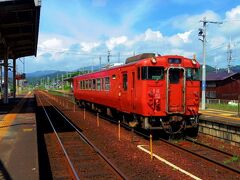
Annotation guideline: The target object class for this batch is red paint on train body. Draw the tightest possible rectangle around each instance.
[73,54,200,135]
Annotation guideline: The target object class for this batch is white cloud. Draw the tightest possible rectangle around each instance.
[166,48,195,58]
[81,42,100,52]
[37,36,72,61]
[168,35,183,47]
[220,5,240,36]
[177,30,192,43]
[164,10,220,31]
[144,28,163,41]
[106,36,128,50]
[40,38,63,49]
[226,5,240,20]
[30,5,240,73]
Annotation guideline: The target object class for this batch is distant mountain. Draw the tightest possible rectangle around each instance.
[26,70,67,84]
[22,64,240,85]
[27,70,59,77]
[231,65,240,72]
[201,65,240,73]
[206,65,215,72]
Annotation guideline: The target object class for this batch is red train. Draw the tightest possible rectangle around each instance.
[73,53,200,136]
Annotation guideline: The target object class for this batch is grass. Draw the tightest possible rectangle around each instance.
[224,155,240,164]
[48,90,66,97]
[206,103,239,112]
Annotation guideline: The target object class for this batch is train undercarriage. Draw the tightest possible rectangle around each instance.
[76,99,199,137]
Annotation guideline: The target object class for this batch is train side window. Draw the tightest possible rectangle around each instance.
[112,74,116,79]
[79,81,81,89]
[142,67,164,80]
[123,73,128,91]
[105,77,110,91]
[85,80,87,90]
[86,80,89,90]
[88,80,92,90]
[142,67,148,80]
[137,67,141,80]
[186,68,200,81]
[92,79,96,90]
[97,78,101,91]
[82,81,85,90]
[101,78,104,90]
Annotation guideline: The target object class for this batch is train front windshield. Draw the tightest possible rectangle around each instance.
[186,68,200,81]
[141,67,164,80]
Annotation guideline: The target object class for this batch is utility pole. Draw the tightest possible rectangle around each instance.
[62,74,64,90]
[47,76,50,89]
[56,74,59,89]
[0,60,2,87]
[107,50,111,64]
[227,39,232,73]
[198,17,223,110]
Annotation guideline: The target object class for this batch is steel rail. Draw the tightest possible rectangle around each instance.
[45,92,240,175]
[185,136,235,157]
[158,138,240,174]
[80,102,240,175]
[99,114,150,139]
[37,94,80,180]
[43,92,128,180]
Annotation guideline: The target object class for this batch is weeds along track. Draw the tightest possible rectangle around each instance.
[156,137,240,175]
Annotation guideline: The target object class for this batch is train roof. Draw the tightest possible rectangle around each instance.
[73,54,200,79]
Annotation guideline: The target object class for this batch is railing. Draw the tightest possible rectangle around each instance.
[206,99,238,104]
[206,96,240,117]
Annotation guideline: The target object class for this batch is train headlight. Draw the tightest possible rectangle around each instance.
[151,57,157,64]
[192,59,197,65]
[192,54,197,64]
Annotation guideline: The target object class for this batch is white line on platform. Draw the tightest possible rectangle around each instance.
[202,109,237,114]
[137,145,202,180]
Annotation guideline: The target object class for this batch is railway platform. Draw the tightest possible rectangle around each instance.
[199,108,240,146]
[199,108,240,126]
[0,92,38,179]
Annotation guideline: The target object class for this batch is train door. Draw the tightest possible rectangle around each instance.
[120,71,130,113]
[131,71,136,111]
[166,67,186,113]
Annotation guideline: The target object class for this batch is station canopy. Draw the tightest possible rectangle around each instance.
[0,0,41,59]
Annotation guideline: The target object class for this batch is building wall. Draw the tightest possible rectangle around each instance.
[206,74,240,100]
[216,77,240,100]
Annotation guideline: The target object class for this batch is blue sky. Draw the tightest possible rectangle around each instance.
[20,0,240,73]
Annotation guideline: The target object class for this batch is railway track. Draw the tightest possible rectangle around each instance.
[36,92,127,179]
[42,91,240,178]
[156,137,240,175]
[97,109,240,175]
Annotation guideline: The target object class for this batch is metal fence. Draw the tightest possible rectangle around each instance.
[206,96,240,117]
[206,98,239,104]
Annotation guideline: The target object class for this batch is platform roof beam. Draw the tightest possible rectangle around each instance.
[0,0,41,103]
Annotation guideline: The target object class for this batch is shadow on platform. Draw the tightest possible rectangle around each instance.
[0,160,12,180]
[0,97,35,115]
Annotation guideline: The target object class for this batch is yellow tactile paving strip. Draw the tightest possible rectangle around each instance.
[0,92,31,142]
[199,108,240,121]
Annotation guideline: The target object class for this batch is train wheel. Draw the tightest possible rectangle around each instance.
[186,126,199,137]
